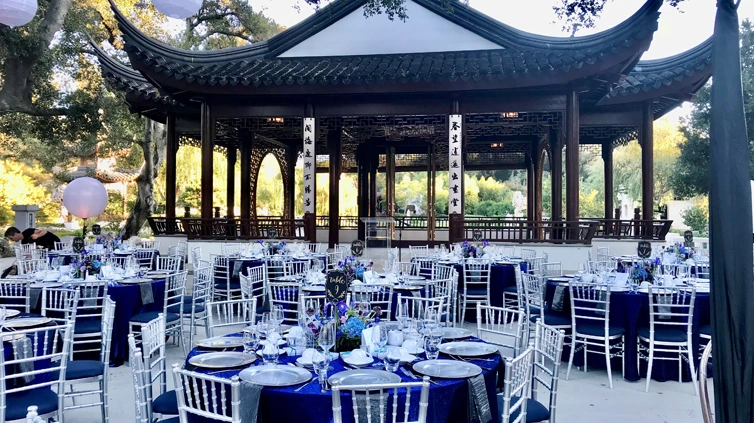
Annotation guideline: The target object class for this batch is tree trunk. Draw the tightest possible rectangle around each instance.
[120,119,166,239]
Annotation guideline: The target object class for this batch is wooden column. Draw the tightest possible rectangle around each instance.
[565,89,580,224]
[641,101,654,221]
[226,147,236,218]
[427,144,436,241]
[527,155,535,222]
[286,147,296,220]
[368,150,377,218]
[328,128,342,248]
[357,146,368,241]
[165,114,177,218]
[239,130,252,220]
[386,147,396,217]
[603,141,614,221]
[200,102,215,220]
[550,127,563,222]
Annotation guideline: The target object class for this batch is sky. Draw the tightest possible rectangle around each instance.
[241,0,754,123]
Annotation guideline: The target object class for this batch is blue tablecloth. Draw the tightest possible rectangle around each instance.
[109,279,166,365]
[544,281,710,383]
[455,263,527,322]
[184,335,501,423]
[2,313,55,388]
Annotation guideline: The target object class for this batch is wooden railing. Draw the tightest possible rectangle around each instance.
[147,217,184,235]
[586,219,673,241]
[450,215,599,245]
[315,216,450,229]
[179,218,309,240]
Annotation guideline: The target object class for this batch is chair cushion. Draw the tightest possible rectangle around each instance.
[700,325,712,337]
[531,312,571,327]
[497,395,550,423]
[637,326,689,343]
[503,285,518,293]
[214,282,242,290]
[159,418,181,423]
[130,311,180,324]
[74,319,102,335]
[575,322,626,337]
[152,390,178,415]
[5,387,59,421]
[64,360,105,380]
[167,303,205,314]
[182,295,205,304]
[465,287,488,296]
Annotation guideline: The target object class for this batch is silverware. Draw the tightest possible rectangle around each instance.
[294,378,317,392]
[402,367,440,385]
[451,355,492,371]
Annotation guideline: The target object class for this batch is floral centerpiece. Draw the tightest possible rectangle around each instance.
[301,300,381,352]
[337,255,373,282]
[258,240,288,255]
[460,239,488,258]
[665,243,693,261]
[95,233,121,251]
[70,251,103,278]
[630,258,660,283]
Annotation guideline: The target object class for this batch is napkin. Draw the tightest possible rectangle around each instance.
[11,336,34,384]
[28,288,42,310]
[232,260,243,278]
[361,326,374,351]
[468,374,492,423]
[551,285,566,312]
[354,391,387,423]
[238,381,263,423]
[139,282,154,305]
[614,273,629,285]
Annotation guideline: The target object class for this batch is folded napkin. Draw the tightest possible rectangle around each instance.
[12,336,34,384]
[232,260,243,278]
[354,391,387,423]
[239,380,264,423]
[468,374,492,423]
[139,282,154,305]
[551,285,566,312]
[28,288,42,310]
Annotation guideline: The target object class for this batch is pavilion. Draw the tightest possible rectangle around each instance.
[96,0,712,247]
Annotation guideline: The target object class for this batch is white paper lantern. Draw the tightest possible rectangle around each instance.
[151,0,202,19]
[0,0,38,28]
[63,177,109,219]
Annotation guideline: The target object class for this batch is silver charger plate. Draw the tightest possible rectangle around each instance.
[119,278,150,284]
[239,365,312,387]
[439,341,498,357]
[188,352,256,369]
[197,337,245,349]
[328,369,401,387]
[2,310,21,319]
[413,360,482,379]
[406,276,425,281]
[549,277,571,283]
[3,317,52,329]
[30,282,62,288]
[441,327,473,340]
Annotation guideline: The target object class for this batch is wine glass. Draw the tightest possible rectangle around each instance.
[396,302,409,329]
[312,349,329,392]
[258,313,271,340]
[318,321,336,364]
[272,305,285,331]
[371,324,389,368]
[243,327,259,354]
[422,308,439,336]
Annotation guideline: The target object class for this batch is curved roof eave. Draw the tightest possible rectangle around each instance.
[598,37,712,106]
[111,0,661,65]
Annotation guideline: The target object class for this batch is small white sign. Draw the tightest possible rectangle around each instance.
[303,118,316,214]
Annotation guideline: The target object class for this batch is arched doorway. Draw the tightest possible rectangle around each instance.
[254,154,284,217]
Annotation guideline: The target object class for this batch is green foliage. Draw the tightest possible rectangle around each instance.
[682,203,709,232]
[0,159,58,225]
[178,0,282,50]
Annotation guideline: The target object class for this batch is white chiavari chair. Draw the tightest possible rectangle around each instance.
[699,341,713,423]
[191,247,203,266]
[30,249,48,261]
[156,256,182,272]
[596,247,610,262]
[140,240,160,250]
[424,274,454,326]
[301,293,328,315]
[0,322,73,423]
[220,243,242,257]
[350,283,393,321]
[285,259,311,277]
[71,280,109,359]
[539,263,563,278]
[520,248,536,260]
[60,297,115,423]
[330,376,431,423]
[54,241,71,251]
[327,251,343,271]
[206,297,257,338]
[499,347,534,423]
[409,245,429,259]
[17,259,47,276]
[639,286,698,394]
[129,272,187,354]
[395,262,418,277]
[186,265,212,348]
[526,321,566,423]
[459,258,492,323]
[502,264,523,310]
[127,332,177,423]
[212,255,241,301]
[241,264,267,305]
[138,315,179,420]
[476,304,525,358]
[265,256,291,281]
[413,257,436,279]
[41,287,79,325]
[14,244,35,259]
[0,280,31,312]
[268,282,301,325]
[521,274,571,334]
[171,365,242,423]
[134,248,156,270]
[566,282,625,389]
[397,294,444,321]
[527,257,545,275]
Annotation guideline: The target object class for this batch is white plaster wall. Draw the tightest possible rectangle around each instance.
[278,0,502,57]
[667,200,692,230]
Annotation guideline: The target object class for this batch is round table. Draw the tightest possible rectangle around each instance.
[544,280,710,382]
[184,335,502,423]
[109,278,166,365]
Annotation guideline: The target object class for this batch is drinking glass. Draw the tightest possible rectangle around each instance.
[396,303,409,329]
[258,313,271,339]
[51,257,62,272]
[384,346,401,372]
[272,305,285,331]
[243,327,259,354]
[371,324,389,368]
[312,350,329,392]
[319,321,336,361]
[421,308,439,336]
[261,342,279,365]
[425,337,440,360]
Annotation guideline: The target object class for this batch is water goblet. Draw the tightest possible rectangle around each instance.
[425,337,441,360]
[370,323,389,368]
[396,303,409,329]
[312,350,329,392]
[243,327,259,354]
[258,313,271,340]
[261,342,279,365]
[384,346,401,372]
[272,305,285,331]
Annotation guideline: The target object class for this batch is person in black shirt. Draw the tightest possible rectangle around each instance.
[4,227,61,251]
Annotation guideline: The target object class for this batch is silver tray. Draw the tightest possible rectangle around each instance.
[441,327,473,340]
[197,337,245,349]
[3,317,52,329]
[239,365,312,387]
[413,359,482,379]
[188,352,256,369]
[328,369,401,387]
[439,341,497,357]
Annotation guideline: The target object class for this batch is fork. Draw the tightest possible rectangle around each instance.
[402,367,440,385]
[450,355,492,371]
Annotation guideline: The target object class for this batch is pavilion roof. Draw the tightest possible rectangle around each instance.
[110,0,662,95]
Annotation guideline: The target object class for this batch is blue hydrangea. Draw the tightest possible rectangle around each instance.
[341,317,366,338]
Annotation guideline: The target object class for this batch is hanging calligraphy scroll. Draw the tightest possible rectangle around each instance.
[449,114,463,215]
[303,118,316,214]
